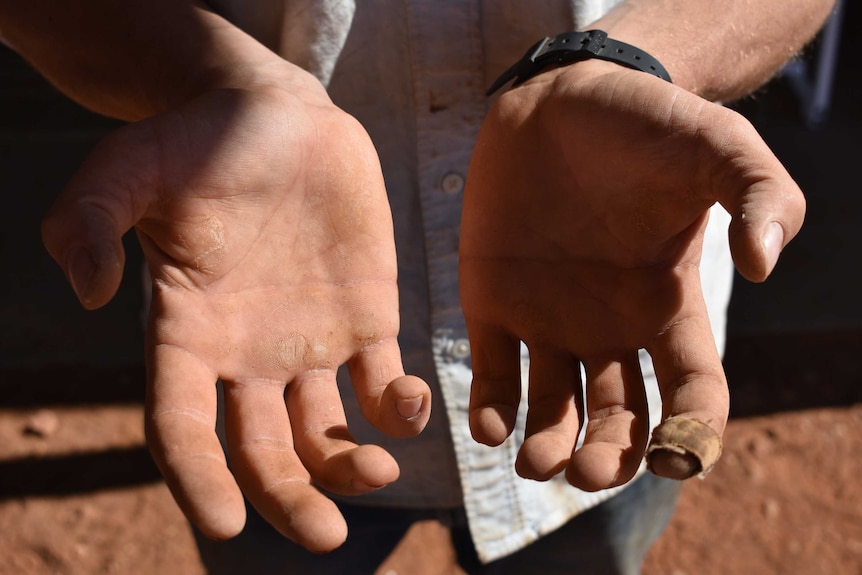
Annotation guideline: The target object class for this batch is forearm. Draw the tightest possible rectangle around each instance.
[588,0,837,101]
[0,0,304,121]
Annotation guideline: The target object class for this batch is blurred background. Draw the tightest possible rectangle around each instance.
[0,2,860,573]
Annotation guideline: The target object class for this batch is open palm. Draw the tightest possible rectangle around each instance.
[460,62,805,491]
[42,83,430,552]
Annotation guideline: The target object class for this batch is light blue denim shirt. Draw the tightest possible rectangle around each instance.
[209,0,735,563]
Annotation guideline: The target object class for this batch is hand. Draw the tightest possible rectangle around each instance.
[41,75,431,552]
[460,61,804,491]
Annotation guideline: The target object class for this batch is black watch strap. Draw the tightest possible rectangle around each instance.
[486,29,672,96]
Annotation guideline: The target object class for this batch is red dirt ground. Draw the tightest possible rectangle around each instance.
[1,395,860,575]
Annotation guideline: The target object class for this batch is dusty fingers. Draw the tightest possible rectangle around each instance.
[645,302,729,481]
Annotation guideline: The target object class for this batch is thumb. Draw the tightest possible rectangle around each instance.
[725,176,805,283]
[702,114,806,283]
[41,123,157,309]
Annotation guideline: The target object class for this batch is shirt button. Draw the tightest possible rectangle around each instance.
[441,172,465,195]
[452,338,471,359]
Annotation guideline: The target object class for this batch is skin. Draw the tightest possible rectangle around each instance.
[0,0,835,555]
[41,79,432,551]
[461,0,832,487]
[461,60,804,490]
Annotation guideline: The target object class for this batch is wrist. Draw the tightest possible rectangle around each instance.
[151,10,330,117]
[487,29,673,97]
[65,3,330,121]
[585,17,698,95]
[185,55,329,109]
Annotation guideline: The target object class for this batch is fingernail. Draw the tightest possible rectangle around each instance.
[66,247,95,304]
[762,222,785,274]
[396,395,423,420]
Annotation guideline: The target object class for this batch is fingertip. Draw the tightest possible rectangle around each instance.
[728,225,764,284]
[646,416,723,480]
[566,443,636,492]
[395,395,424,421]
[307,526,349,555]
[759,221,786,280]
[269,489,348,553]
[319,444,400,495]
[42,198,126,309]
[468,404,517,446]
[515,435,569,481]
[646,449,700,480]
[192,486,247,541]
[729,182,805,284]
[377,375,432,438]
[64,247,96,305]
[349,444,400,491]
[155,454,247,541]
[230,449,350,552]
[390,375,431,419]
[729,221,781,284]
[348,338,432,438]
[297,503,348,554]
[65,243,125,309]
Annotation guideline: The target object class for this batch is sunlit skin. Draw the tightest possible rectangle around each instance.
[42,81,431,552]
[5,0,830,555]
[461,60,804,491]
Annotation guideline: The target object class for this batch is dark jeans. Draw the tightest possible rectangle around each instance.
[194,472,681,575]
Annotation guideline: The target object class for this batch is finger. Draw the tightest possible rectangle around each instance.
[645,307,729,480]
[41,124,158,309]
[515,348,582,481]
[286,369,400,495]
[726,178,805,283]
[705,109,806,282]
[347,337,431,438]
[223,377,347,553]
[566,353,650,492]
[467,321,522,446]
[145,342,245,541]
